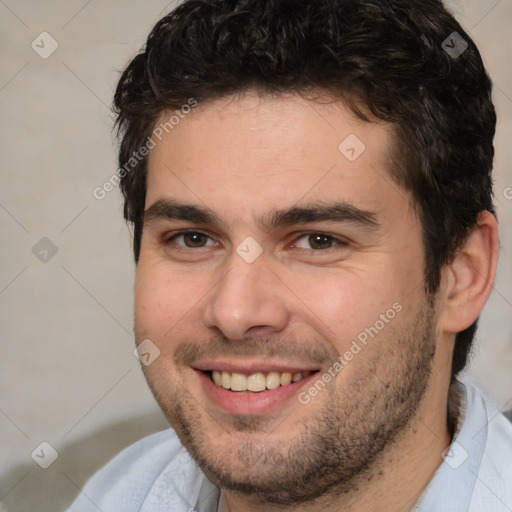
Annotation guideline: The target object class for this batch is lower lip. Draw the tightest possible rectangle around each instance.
[196,370,318,415]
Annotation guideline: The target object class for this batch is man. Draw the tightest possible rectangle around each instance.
[68,0,512,510]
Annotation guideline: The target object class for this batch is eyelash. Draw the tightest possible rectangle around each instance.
[291,232,349,251]
[164,230,348,251]
[165,230,218,248]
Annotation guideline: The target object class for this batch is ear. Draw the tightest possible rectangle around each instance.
[438,210,499,334]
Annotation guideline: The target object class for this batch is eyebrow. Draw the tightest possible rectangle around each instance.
[144,199,220,227]
[143,199,380,231]
[262,203,380,231]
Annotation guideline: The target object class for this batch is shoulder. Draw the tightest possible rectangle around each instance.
[66,428,204,512]
[461,380,512,511]
[418,380,512,512]
[463,379,512,451]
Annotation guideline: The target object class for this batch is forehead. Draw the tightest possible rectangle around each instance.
[145,92,411,226]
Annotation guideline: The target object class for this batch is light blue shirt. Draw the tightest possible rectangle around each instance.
[66,380,512,512]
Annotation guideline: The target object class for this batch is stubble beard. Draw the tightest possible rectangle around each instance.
[139,301,437,507]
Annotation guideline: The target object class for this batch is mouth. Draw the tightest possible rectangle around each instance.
[193,362,321,415]
[208,370,313,392]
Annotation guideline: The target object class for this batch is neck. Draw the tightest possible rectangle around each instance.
[225,373,453,512]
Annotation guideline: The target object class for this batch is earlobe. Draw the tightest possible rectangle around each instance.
[439,210,499,334]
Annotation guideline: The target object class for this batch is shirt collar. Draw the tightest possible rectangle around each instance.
[410,379,467,511]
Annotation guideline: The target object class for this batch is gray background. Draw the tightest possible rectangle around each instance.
[1,1,511,511]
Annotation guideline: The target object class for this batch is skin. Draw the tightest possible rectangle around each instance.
[134,91,498,512]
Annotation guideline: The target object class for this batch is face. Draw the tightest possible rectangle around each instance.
[135,92,437,505]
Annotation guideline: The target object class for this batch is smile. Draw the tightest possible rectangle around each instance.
[210,370,312,392]
[195,366,320,415]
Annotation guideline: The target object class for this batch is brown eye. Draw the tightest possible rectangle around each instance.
[171,231,215,248]
[292,232,349,251]
[293,233,344,250]
[307,234,334,250]
[183,232,208,247]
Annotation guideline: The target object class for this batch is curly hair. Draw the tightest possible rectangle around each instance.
[113,0,496,378]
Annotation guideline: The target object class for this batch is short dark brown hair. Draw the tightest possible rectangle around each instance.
[113,0,496,377]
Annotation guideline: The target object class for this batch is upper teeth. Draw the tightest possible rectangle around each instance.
[211,370,310,392]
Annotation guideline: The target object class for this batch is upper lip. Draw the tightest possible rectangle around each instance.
[192,359,320,374]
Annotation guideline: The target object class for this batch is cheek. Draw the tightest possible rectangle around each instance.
[286,268,404,350]
[134,262,206,343]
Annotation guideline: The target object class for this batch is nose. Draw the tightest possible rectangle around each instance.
[202,253,291,340]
